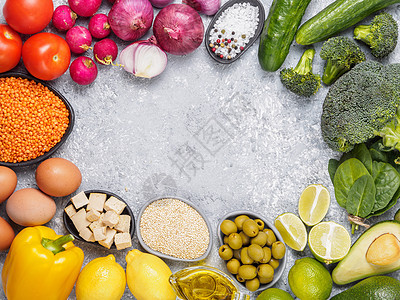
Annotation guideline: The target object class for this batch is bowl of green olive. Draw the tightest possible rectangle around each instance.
[217,210,287,293]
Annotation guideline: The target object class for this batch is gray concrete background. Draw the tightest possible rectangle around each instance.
[0,0,400,299]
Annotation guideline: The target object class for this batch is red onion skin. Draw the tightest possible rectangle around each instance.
[52,5,77,31]
[68,0,101,17]
[93,39,119,65]
[89,14,111,39]
[153,4,204,55]
[69,56,98,85]
[182,0,220,15]
[108,0,154,41]
[66,26,92,54]
[149,0,173,9]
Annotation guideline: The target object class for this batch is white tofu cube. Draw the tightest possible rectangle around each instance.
[87,193,107,212]
[71,208,91,232]
[79,227,95,242]
[86,209,101,222]
[114,232,132,250]
[71,191,89,210]
[98,228,116,249]
[114,215,131,233]
[104,196,126,215]
[64,204,76,218]
[103,211,120,227]
[93,227,107,241]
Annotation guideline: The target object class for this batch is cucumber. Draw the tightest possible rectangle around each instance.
[296,0,400,45]
[258,0,312,72]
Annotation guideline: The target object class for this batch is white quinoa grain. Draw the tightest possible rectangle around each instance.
[140,198,210,260]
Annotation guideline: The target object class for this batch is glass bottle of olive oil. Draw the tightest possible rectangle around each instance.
[169,266,250,300]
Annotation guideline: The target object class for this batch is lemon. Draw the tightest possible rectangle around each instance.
[298,184,330,226]
[75,254,126,300]
[308,221,351,264]
[288,257,332,300]
[274,213,307,251]
[125,249,176,300]
[256,288,294,299]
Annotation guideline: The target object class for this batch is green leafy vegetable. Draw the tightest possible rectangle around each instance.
[345,174,375,218]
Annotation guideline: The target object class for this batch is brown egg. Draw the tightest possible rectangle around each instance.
[6,188,56,226]
[36,157,82,197]
[0,166,18,204]
[0,216,15,250]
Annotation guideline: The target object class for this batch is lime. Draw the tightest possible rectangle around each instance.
[257,288,294,300]
[308,221,351,264]
[394,208,400,222]
[298,184,330,226]
[288,257,332,300]
[274,213,307,251]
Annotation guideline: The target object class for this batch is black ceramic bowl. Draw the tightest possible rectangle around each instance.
[0,72,74,168]
[63,190,135,250]
[205,0,265,64]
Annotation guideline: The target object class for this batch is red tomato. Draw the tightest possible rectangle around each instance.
[3,0,53,34]
[22,33,71,81]
[0,24,22,73]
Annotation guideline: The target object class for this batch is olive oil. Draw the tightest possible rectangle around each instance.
[169,266,250,300]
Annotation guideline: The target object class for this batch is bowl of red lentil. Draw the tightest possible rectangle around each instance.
[0,72,74,167]
[137,196,213,262]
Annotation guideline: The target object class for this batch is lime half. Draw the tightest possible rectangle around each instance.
[308,221,351,264]
[298,184,330,226]
[274,213,307,251]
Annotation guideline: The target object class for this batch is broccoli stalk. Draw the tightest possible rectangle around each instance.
[279,48,321,97]
[354,12,398,59]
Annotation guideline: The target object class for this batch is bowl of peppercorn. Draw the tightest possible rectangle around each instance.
[205,0,265,64]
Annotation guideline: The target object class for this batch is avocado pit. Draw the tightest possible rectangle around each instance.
[366,233,400,266]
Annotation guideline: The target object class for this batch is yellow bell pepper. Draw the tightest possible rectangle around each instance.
[2,226,84,300]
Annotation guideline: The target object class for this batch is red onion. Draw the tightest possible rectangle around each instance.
[66,26,92,54]
[119,36,167,78]
[69,56,98,85]
[68,0,101,17]
[89,14,111,39]
[149,0,173,9]
[93,39,119,65]
[153,4,204,55]
[52,5,77,31]
[183,0,220,15]
[108,0,154,41]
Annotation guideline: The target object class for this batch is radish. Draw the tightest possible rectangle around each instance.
[89,14,111,39]
[93,39,119,65]
[68,0,101,17]
[66,26,92,54]
[52,5,77,31]
[69,56,98,85]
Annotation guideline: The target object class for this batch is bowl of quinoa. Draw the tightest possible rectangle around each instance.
[0,72,74,167]
[137,196,213,262]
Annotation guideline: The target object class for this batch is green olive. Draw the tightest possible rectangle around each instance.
[251,231,267,247]
[234,215,250,230]
[243,219,259,237]
[223,236,229,244]
[220,220,238,236]
[239,231,250,246]
[219,245,233,260]
[258,264,274,284]
[245,277,260,292]
[238,265,257,280]
[236,274,245,283]
[263,229,277,246]
[254,219,265,230]
[247,244,264,262]
[269,258,280,269]
[228,233,243,250]
[240,247,254,265]
[226,258,241,275]
[233,249,241,260]
[259,247,272,264]
[272,241,286,259]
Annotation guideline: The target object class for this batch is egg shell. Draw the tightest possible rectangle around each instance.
[6,188,56,226]
[0,216,15,250]
[0,166,18,204]
[36,157,82,197]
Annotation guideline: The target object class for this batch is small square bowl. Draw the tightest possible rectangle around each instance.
[217,210,287,293]
[63,190,135,250]
[136,196,213,262]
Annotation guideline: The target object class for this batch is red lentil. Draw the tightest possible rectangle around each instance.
[0,77,70,163]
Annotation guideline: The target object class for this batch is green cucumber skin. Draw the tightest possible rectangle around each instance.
[296,0,400,45]
[258,0,312,72]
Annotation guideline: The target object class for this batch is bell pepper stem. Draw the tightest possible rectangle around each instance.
[41,234,75,255]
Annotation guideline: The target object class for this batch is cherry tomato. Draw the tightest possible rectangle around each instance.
[22,33,71,81]
[0,24,22,73]
[3,0,53,34]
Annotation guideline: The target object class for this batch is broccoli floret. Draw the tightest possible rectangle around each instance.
[354,12,398,59]
[321,61,400,153]
[320,36,366,85]
[280,49,321,97]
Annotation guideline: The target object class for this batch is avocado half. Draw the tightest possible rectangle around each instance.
[332,220,400,285]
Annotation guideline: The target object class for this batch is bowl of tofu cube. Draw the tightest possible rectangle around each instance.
[63,190,134,250]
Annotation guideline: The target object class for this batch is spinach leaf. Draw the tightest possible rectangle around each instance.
[350,144,373,174]
[368,186,400,217]
[328,159,339,184]
[345,175,376,218]
[333,158,370,208]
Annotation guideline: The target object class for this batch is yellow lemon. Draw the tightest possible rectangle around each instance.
[75,254,126,300]
[125,249,176,300]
